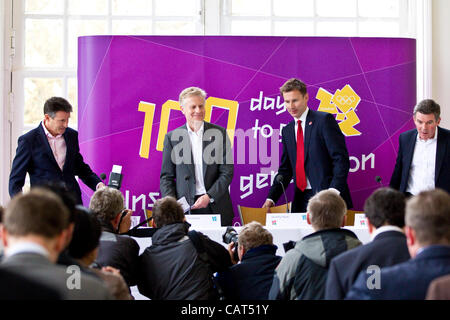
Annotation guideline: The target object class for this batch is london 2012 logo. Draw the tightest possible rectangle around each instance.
[316,84,361,137]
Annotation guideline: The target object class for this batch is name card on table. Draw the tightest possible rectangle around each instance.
[354,213,368,227]
[266,213,308,227]
[185,214,221,228]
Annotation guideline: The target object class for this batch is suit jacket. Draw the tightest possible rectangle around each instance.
[9,123,101,204]
[346,245,450,300]
[160,122,234,226]
[325,230,410,300]
[1,252,112,300]
[389,126,450,194]
[268,109,352,209]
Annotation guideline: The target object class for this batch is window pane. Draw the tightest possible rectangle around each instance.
[358,0,400,18]
[68,0,108,15]
[68,19,108,67]
[273,0,314,17]
[112,0,153,16]
[274,21,314,36]
[359,20,400,36]
[25,0,64,14]
[154,21,196,35]
[68,78,78,128]
[230,0,271,16]
[112,20,152,35]
[317,0,357,17]
[155,0,200,16]
[230,20,271,35]
[24,78,63,125]
[317,21,356,36]
[25,19,63,67]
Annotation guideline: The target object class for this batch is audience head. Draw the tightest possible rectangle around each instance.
[237,221,273,260]
[405,189,450,257]
[68,206,102,266]
[152,196,184,228]
[2,188,70,261]
[364,187,406,230]
[307,189,347,230]
[0,205,4,223]
[89,187,129,232]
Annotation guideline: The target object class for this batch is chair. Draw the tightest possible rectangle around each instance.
[237,203,292,226]
[345,210,364,226]
[145,209,153,227]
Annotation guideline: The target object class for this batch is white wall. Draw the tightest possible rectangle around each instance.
[432,0,450,129]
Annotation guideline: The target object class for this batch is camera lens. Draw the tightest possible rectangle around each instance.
[222,227,239,244]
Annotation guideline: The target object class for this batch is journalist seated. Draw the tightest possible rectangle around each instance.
[89,187,139,288]
[269,189,362,300]
[216,222,282,300]
[137,196,232,300]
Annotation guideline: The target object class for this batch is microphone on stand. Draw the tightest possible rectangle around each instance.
[276,175,290,213]
[100,173,107,184]
[375,176,383,187]
[185,175,192,215]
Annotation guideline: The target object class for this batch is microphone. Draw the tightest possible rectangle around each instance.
[100,173,106,181]
[375,176,382,187]
[184,175,192,215]
[276,175,290,213]
[108,165,123,190]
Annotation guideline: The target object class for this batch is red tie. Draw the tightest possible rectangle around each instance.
[296,120,307,191]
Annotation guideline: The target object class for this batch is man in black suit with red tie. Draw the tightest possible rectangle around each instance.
[263,78,352,213]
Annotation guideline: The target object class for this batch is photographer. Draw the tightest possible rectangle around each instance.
[137,196,232,300]
[89,187,139,288]
[216,222,281,300]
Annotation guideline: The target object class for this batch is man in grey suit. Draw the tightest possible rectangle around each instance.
[1,189,112,300]
[160,87,234,226]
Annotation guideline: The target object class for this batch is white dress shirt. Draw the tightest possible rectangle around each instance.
[187,122,207,195]
[370,225,404,241]
[406,130,438,195]
[42,121,66,171]
[5,241,49,259]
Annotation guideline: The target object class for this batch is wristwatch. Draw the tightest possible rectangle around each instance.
[206,193,214,203]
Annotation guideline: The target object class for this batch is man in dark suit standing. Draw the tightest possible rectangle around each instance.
[9,97,104,204]
[263,78,352,213]
[160,87,234,226]
[390,99,450,195]
[325,187,410,300]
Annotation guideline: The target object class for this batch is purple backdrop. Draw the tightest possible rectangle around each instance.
[78,36,416,225]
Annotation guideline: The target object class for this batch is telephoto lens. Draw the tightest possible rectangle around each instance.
[222,227,239,244]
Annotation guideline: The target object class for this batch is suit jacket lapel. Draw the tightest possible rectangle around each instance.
[404,130,417,175]
[62,131,72,172]
[202,122,211,179]
[286,120,297,165]
[38,123,61,172]
[435,127,446,181]
[304,110,314,162]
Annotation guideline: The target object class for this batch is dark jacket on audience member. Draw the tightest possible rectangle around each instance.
[269,228,361,300]
[325,230,410,300]
[216,244,281,300]
[95,222,140,288]
[137,222,232,300]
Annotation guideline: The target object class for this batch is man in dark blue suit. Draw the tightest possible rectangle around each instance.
[390,99,450,195]
[346,189,450,300]
[325,187,410,299]
[263,78,352,213]
[9,97,104,204]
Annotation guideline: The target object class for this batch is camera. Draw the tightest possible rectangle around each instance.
[222,227,239,244]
